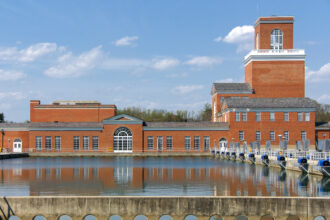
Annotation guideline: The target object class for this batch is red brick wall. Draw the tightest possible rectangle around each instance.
[245,61,305,98]
[0,130,30,152]
[316,130,330,140]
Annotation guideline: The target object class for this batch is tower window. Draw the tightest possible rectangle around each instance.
[270,29,283,50]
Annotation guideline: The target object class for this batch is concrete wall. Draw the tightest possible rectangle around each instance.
[0,196,329,220]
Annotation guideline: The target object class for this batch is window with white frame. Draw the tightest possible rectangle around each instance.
[239,131,244,141]
[270,112,275,121]
[184,136,191,150]
[256,112,261,122]
[256,32,259,49]
[235,112,240,122]
[83,136,89,150]
[284,131,289,141]
[157,136,163,151]
[55,136,61,151]
[45,136,51,150]
[203,136,210,151]
[256,131,261,141]
[73,136,79,150]
[194,136,200,150]
[270,131,275,141]
[92,136,98,150]
[298,112,303,121]
[301,131,306,140]
[36,136,42,151]
[305,112,310,121]
[242,112,247,122]
[270,29,283,50]
[284,112,289,122]
[147,136,153,150]
[166,136,172,150]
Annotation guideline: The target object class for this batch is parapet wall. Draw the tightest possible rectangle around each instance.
[0,196,329,220]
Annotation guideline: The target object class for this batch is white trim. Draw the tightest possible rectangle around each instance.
[113,150,133,153]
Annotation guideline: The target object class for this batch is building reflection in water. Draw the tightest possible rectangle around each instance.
[0,157,328,196]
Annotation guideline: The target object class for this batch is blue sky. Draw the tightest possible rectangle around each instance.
[0,0,330,122]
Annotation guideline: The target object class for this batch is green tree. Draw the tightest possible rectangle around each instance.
[0,113,4,123]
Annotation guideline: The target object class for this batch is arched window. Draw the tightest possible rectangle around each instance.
[113,127,132,152]
[270,29,283,50]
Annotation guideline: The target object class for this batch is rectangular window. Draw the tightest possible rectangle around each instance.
[83,136,89,150]
[242,112,247,122]
[36,136,42,151]
[157,136,163,151]
[235,112,240,122]
[166,136,173,150]
[298,112,303,122]
[301,131,306,140]
[270,112,275,121]
[256,131,261,141]
[305,112,310,121]
[45,136,51,150]
[55,136,61,151]
[256,112,261,122]
[147,136,154,150]
[203,136,210,151]
[194,136,200,150]
[284,131,289,141]
[92,136,98,150]
[239,131,244,141]
[270,131,275,141]
[73,136,79,150]
[284,112,289,122]
[184,136,191,150]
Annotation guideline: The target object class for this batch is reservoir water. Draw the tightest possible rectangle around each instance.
[0,156,328,196]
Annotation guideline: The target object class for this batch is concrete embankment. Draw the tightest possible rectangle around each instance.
[28,152,211,157]
[0,153,29,160]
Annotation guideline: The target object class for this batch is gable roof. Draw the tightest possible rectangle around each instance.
[144,121,229,131]
[102,114,143,124]
[212,83,253,95]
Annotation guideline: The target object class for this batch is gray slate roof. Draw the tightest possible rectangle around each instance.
[316,122,330,130]
[0,122,103,129]
[212,83,253,94]
[144,121,229,129]
[224,97,318,109]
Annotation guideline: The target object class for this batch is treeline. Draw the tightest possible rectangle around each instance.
[0,113,4,123]
[315,103,330,122]
[117,103,212,122]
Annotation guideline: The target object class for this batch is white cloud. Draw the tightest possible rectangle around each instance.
[152,58,180,70]
[44,46,104,78]
[317,94,330,103]
[0,69,25,80]
[186,56,222,67]
[216,78,233,83]
[306,63,330,82]
[102,58,149,70]
[0,92,26,100]
[171,85,204,94]
[114,36,139,47]
[166,72,189,78]
[214,25,254,53]
[0,42,60,63]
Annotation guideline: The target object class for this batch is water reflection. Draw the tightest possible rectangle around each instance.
[0,157,328,196]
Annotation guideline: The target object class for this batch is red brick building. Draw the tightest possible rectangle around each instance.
[0,16,324,153]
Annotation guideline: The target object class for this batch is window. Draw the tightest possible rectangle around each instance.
[147,136,154,150]
[270,29,283,50]
[194,136,200,150]
[284,112,289,122]
[235,112,240,121]
[113,127,132,152]
[73,136,79,150]
[284,131,289,141]
[256,32,259,49]
[157,136,163,151]
[256,112,261,122]
[83,136,89,150]
[36,136,42,151]
[92,136,98,150]
[270,131,275,141]
[55,136,61,151]
[305,112,310,121]
[185,136,191,150]
[301,131,306,140]
[242,112,247,122]
[45,136,51,150]
[166,136,172,150]
[270,112,275,121]
[203,136,210,151]
[298,112,303,121]
[256,131,261,141]
[239,131,244,141]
